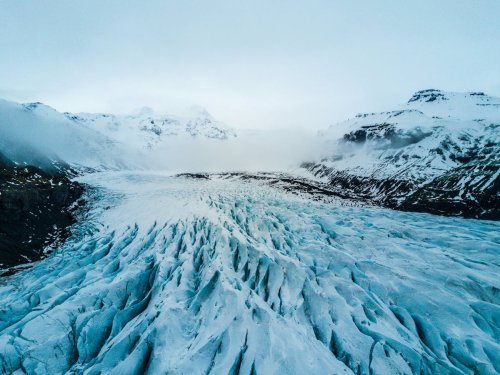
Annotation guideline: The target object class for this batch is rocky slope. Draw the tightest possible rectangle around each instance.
[304,90,500,219]
[0,152,83,273]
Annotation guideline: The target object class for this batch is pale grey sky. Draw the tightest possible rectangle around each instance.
[1,0,499,129]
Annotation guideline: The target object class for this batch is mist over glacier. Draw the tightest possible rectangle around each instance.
[0,98,332,174]
[145,129,326,172]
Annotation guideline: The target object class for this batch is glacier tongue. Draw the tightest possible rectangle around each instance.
[0,172,499,374]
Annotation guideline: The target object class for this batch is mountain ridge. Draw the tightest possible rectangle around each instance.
[0,98,236,172]
[304,89,500,219]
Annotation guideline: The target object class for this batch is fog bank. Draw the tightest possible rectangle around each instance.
[146,129,328,173]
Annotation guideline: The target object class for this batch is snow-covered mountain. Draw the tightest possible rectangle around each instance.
[0,99,236,172]
[65,106,236,150]
[0,99,130,172]
[304,90,500,219]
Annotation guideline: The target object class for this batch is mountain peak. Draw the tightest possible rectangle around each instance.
[407,89,495,105]
[408,89,448,103]
[21,101,60,114]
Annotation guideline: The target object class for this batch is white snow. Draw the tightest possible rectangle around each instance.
[66,106,236,151]
[0,100,137,170]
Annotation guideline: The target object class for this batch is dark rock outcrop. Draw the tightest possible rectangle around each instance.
[398,163,500,220]
[303,162,500,220]
[0,153,84,272]
[408,89,449,103]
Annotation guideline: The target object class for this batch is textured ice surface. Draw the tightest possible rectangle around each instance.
[0,172,499,374]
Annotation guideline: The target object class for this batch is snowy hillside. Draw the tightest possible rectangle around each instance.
[0,99,133,172]
[304,90,500,219]
[0,99,236,172]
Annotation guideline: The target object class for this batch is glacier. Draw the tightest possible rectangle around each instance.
[0,172,498,374]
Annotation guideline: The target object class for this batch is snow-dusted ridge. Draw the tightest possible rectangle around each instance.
[64,105,236,150]
[305,89,500,219]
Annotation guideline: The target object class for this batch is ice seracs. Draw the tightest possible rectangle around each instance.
[0,172,498,374]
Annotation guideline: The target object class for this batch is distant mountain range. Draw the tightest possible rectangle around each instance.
[0,99,236,172]
[64,105,236,149]
[1,91,498,220]
[304,89,500,219]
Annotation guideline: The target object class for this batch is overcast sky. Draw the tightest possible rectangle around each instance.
[1,0,499,129]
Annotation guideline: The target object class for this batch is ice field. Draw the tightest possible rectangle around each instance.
[0,172,499,374]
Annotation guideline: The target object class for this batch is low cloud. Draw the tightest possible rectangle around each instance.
[145,129,328,173]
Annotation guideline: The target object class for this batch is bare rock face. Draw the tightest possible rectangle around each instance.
[0,153,84,272]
